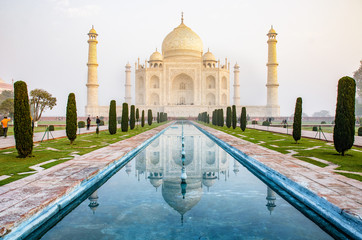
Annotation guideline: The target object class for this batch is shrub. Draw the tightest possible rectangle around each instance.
[232,105,237,129]
[99,120,104,126]
[240,107,246,131]
[130,105,135,130]
[148,109,153,126]
[13,81,33,157]
[292,97,302,143]
[117,120,121,124]
[226,107,231,128]
[262,121,270,126]
[136,108,140,126]
[48,125,55,131]
[251,120,258,125]
[121,103,129,132]
[312,126,318,131]
[108,100,117,135]
[321,121,326,124]
[141,110,145,127]
[78,121,85,128]
[96,126,99,136]
[333,76,356,156]
[66,93,77,144]
[0,127,4,136]
[358,127,362,136]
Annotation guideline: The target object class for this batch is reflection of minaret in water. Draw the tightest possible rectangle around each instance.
[266,186,276,214]
[88,190,99,214]
[180,120,187,225]
[233,160,240,175]
[125,163,132,176]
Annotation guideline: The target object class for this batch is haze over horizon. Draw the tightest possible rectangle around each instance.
[0,0,361,117]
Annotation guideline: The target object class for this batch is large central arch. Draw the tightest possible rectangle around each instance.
[171,73,194,105]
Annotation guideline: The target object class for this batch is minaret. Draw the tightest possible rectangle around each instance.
[266,26,280,116]
[125,63,132,104]
[86,26,99,116]
[233,63,240,105]
[88,190,99,214]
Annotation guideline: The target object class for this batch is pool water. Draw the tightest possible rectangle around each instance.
[40,123,332,239]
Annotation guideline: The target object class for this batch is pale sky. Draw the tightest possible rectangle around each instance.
[0,0,361,117]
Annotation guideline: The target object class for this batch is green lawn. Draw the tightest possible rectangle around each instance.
[202,123,362,181]
[0,123,165,186]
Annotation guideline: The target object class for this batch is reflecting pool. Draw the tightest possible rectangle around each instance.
[40,123,332,239]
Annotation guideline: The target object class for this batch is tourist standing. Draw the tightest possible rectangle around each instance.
[1,116,11,138]
[86,116,91,130]
[96,116,100,128]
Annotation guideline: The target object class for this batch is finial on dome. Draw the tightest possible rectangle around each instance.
[92,25,94,29]
[208,48,209,52]
[181,12,184,23]
[156,48,158,52]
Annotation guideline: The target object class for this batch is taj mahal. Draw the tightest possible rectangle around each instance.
[85,15,280,118]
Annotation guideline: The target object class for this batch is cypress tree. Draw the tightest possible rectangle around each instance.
[333,76,356,156]
[240,107,247,131]
[130,105,135,130]
[108,100,117,135]
[136,108,139,127]
[292,97,302,143]
[66,93,77,144]
[226,107,231,128]
[157,112,160,123]
[141,110,145,127]
[160,112,164,122]
[232,105,237,129]
[148,109,153,125]
[207,114,210,124]
[220,109,224,127]
[14,81,33,157]
[121,103,129,132]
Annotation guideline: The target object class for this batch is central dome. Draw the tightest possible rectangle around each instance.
[162,22,203,59]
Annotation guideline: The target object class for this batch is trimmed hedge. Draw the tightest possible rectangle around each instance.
[108,100,117,134]
[130,105,135,130]
[240,107,246,131]
[121,103,129,132]
[148,109,153,126]
[14,81,33,157]
[78,121,85,128]
[226,107,231,128]
[358,127,362,136]
[66,93,77,144]
[292,97,302,143]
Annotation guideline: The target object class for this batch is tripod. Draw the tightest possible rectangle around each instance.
[41,126,54,142]
[314,125,327,141]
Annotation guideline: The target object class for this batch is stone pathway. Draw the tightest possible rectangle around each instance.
[0,125,112,150]
[248,124,362,147]
[197,123,362,220]
[0,123,171,238]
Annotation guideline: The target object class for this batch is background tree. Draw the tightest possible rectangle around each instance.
[157,112,160,123]
[333,76,356,156]
[108,100,117,135]
[0,98,14,118]
[141,110,145,127]
[121,103,129,132]
[292,97,302,143]
[66,93,77,144]
[226,107,231,128]
[312,110,331,117]
[0,90,13,104]
[240,107,246,131]
[232,105,237,129]
[30,89,57,121]
[136,108,139,127]
[14,81,33,157]
[130,105,135,130]
[148,109,153,125]
[220,109,224,127]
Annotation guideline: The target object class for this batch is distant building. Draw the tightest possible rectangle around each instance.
[0,78,13,94]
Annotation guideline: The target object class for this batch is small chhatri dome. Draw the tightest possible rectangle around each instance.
[268,25,277,35]
[149,49,163,62]
[203,49,216,62]
[234,62,240,69]
[89,25,97,35]
[162,13,203,59]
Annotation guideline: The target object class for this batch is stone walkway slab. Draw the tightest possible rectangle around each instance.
[0,123,171,238]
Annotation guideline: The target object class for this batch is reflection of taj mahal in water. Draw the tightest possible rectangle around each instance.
[87,124,277,220]
[85,14,280,118]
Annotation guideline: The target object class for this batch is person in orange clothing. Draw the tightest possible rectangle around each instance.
[1,116,11,138]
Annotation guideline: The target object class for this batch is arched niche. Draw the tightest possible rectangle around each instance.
[221,77,227,89]
[206,93,215,105]
[150,75,160,89]
[206,76,215,89]
[171,73,194,105]
[150,93,160,105]
[221,93,227,105]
